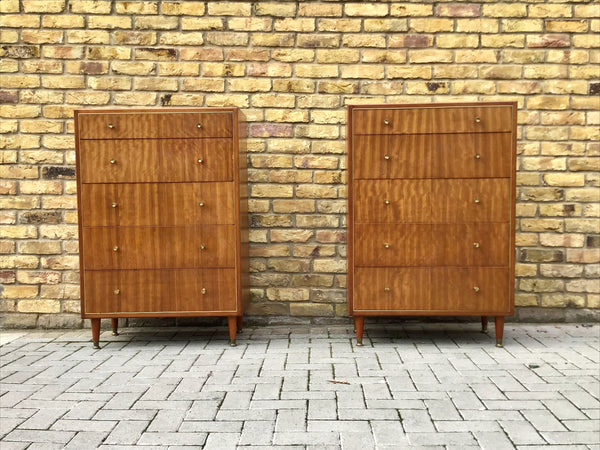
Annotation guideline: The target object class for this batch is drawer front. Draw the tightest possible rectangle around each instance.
[353,133,512,179]
[79,138,233,183]
[431,267,511,313]
[354,180,431,223]
[435,223,510,267]
[352,105,513,135]
[82,225,236,270]
[354,223,509,267]
[353,267,510,313]
[353,268,431,311]
[430,178,511,223]
[78,112,233,139]
[354,224,438,267]
[83,268,237,314]
[354,178,510,223]
[81,182,235,227]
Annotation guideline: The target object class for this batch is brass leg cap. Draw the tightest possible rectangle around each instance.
[229,340,237,347]
[496,340,503,348]
[481,326,488,334]
[356,340,363,347]
[93,341,100,349]
[112,331,119,336]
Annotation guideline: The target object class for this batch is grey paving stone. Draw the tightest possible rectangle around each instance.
[203,432,241,450]
[541,431,600,445]
[308,420,370,432]
[2,430,75,444]
[64,431,110,449]
[136,431,208,446]
[274,431,340,446]
[340,430,375,450]
[473,430,516,449]
[103,420,149,445]
[522,409,568,432]
[275,409,307,432]
[1,324,599,449]
[399,409,435,432]
[500,420,547,445]
[239,420,274,446]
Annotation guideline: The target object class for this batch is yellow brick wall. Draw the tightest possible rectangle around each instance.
[1,0,599,327]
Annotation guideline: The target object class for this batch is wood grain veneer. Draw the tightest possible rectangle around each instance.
[348,102,517,347]
[75,108,247,348]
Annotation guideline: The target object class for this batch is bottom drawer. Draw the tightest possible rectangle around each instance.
[83,268,237,315]
[353,267,510,314]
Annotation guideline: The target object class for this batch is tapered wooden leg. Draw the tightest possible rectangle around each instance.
[354,316,364,346]
[481,316,488,333]
[91,318,101,349]
[236,315,243,333]
[227,316,237,347]
[111,318,119,336]
[494,316,505,347]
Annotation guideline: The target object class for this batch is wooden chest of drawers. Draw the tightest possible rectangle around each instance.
[348,102,516,346]
[75,108,248,348]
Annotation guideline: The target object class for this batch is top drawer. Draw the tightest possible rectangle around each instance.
[351,104,514,135]
[77,111,233,139]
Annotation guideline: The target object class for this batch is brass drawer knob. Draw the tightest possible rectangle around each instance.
[201,288,206,294]
[473,286,480,293]
[199,202,204,207]
[197,158,203,163]
[475,153,481,159]
[384,243,390,249]
[474,198,480,204]
[114,289,120,295]
[384,199,390,205]
[384,287,390,292]
[473,242,480,248]
[108,123,115,129]
[475,117,481,123]
[384,154,390,160]
[197,123,202,129]
[111,202,118,208]
[113,246,119,252]
[200,244,205,250]
[110,159,116,164]
[384,119,390,126]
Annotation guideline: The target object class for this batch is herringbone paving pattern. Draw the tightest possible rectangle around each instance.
[1,323,598,449]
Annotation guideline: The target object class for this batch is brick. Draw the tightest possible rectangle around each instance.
[21,30,64,44]
[202,63,245,77]
[42,15,85,28]
[161,1,205,16]
[88,16,131,29]
[483,4,527,17]
[251,33,295,48]
[437,34,479,49]
[362,50,407,63]
[4,286,40,300]
[0,15,41,28]
[346,3,388,17]
[482,35,525,48]
[503,19,544,32]
[256,3,296,17]
[364,19,408,32]
[456,19,499,33]
[297,34,340,48]
[159,32,205,46]
[343,34,386,48]
[181,18,225,31]
[275,18,315,32]
[317,19,361,33]
[436,4,481,17]
[289,302,335,317]
[409,50,453,63]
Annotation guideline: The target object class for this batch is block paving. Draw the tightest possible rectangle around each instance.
[1,322,598,449]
